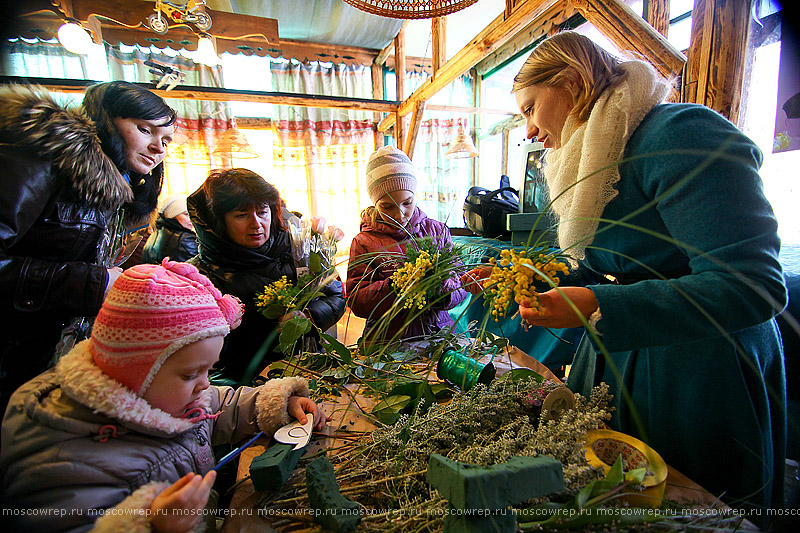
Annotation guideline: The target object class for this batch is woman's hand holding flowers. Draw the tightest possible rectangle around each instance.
[519,287,598,328]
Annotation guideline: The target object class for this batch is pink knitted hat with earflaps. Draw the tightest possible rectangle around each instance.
[91,259,241,397]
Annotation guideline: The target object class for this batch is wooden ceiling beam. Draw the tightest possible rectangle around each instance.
[475,2,575,77]
[378,0,558,133]
[432,17,446,75]
[404,100,426,158]
[568,0,685,80]
[0,76,400,113]
[375,20,410,66]
[18,0,279,51]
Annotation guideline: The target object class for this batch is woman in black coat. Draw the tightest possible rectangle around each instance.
[188,168,346,383]
[0,82,175,413]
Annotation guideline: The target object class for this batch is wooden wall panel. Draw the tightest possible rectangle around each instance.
[646,0,670,37]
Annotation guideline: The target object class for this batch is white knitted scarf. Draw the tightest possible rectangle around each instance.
[544,60,670,260]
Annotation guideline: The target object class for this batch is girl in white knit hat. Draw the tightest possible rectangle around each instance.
[1,259,325,532]
[345,146,467,345]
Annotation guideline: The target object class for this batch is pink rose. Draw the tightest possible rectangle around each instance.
[311,216,327,234]
[328,225,345,242]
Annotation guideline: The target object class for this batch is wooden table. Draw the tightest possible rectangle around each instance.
[222,346,755,531]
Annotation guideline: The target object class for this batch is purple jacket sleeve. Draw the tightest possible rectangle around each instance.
[429,223,468,310]
[345,233,400,319]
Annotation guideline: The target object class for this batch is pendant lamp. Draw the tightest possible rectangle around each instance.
[212,128,259,159]
[195,34,221,66]
[342,0,480,19]
[57,21,93,55]
[445,123,479,159]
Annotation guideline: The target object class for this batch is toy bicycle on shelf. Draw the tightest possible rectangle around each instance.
[146,0,212,34]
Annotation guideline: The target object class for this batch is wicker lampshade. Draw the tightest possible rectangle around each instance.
[446,124,479,159]
[342,0,480,19]
[212,127,259,158]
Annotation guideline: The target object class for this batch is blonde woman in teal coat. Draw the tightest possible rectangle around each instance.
[465,32,787,520]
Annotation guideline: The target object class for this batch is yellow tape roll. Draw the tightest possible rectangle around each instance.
[584,429,668,508]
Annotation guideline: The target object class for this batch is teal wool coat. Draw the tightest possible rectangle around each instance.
[565,104,787,516]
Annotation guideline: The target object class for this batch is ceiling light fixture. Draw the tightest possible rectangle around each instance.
[194,34,221,66]
[342,0,480,19]
[446,123,479,159]
[212,127,259,159]
[56,20,93,55]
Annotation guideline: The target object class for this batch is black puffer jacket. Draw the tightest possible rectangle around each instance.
[141,215,198,263]
[0,87,139,410]
[187,187,346,382]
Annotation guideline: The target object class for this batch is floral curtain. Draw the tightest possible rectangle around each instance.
[270,59,373,147]
[269,59,376,257]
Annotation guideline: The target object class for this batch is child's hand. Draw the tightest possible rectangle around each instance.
[231,296,245,330]
[460,267,491,294]
[287,395,328,431]
[150,471,216,533]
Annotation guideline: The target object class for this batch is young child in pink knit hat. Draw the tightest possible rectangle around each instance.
[1,259,325,532]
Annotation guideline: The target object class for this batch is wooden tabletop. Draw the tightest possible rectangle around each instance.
[221,346,754,531]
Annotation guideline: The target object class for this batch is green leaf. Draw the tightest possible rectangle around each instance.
[388,381,420,397]
[606,453,624,485]
[490,336,510,349]
[575,484,593,509]
[277,316,312,353]
[320,332,352,364]
[309,253,322,274]
[500,368,545,382]
[431,383,454,399]
[261,304,287,319]
[371,394,411,425]
[625,467,647,484]
[413,381,436,416]
[320,368,348,384]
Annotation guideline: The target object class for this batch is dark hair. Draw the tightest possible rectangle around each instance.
[82,81,177,220]
[202,168,286,238]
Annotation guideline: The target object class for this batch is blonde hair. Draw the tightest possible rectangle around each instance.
[362,205,381,225]
[512,31,628,122]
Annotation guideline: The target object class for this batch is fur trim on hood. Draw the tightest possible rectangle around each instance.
[255,377,310,435]
[55,340,211,436]
[91,481,171,532]
[0,85,131,211]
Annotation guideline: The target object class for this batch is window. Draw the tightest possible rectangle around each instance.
[739,3,799,244]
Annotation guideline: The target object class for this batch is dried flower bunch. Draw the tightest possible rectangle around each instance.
[264,378,613,532]
[483,248,570,320]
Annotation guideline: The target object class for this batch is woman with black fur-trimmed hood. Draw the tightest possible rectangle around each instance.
[0,81,176,414]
